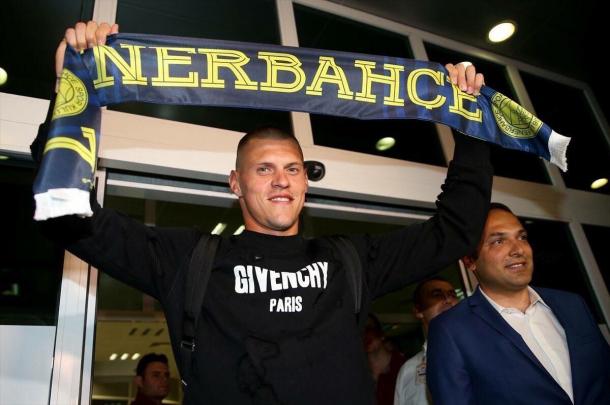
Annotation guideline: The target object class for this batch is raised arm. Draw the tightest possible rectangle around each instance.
[343,61,491,297]
[37,22,200,300]
[352,132,492,298]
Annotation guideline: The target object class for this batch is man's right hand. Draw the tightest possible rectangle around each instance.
[55,21,119,89]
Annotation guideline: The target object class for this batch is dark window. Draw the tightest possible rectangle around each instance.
[295,5,445,166]
[425,44,551,183]
[110,0,291,133]
[0,0,94,99]
[523,217,603,323]
[582,224,610,295]
[521,72,610,194]
[0,161,63,325]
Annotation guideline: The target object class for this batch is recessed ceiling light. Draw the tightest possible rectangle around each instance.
[233,225,245,235]
[590,178,608,189]
[131,353,141,360]
[0,67,7,86]
[120,353,129,361]
[488,21,516,43]
[211,222,227,235]
[376,137,396,151]
[109,353,118,361]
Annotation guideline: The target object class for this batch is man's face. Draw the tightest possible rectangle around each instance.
[464,209,533,295]
[415,279,458,326]
[229,138,308,236]
[136,361,170,400]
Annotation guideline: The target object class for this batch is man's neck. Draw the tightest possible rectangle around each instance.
[480,285,531,312]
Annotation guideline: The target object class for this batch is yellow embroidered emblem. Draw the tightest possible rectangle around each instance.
[52,68,88,120]
[491,92,542,139]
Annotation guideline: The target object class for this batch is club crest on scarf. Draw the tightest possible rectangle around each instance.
[491,92,542,139]
[53,68,88,120]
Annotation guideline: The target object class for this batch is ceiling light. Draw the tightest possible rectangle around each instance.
[233,225,245,235]
[0,67,7,86]
[120,353,129,361]
[376,137,395,151]
[109,353,118,361]
[211,222,227,235]
[488,21,516,43]
[131,353,141,360]
[591,178,608,189]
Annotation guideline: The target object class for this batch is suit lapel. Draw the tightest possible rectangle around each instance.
[535,288,580,403]
[468,288,550,373]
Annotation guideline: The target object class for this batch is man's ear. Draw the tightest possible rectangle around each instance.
[461,256,476,272]
[134,375,143,389]
[229,170,242,197]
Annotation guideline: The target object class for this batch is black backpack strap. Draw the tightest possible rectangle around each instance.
[180,233,220,387]
[325,236,362,316]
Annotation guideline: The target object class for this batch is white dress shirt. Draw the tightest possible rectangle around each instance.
[394,342,431,405]
[480,286,573,402]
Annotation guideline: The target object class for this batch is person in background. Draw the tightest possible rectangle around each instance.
[364,314,405,405]
[132,353,170,405]
[394,277,459,405]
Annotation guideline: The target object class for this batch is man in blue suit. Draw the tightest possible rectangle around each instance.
[427,203,610,405]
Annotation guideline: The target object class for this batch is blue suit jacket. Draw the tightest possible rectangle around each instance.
[427,287,610,405]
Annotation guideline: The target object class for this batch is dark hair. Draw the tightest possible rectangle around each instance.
[488,202,513,214]
[136,353,168,377]
[235,126,303,169]
[412,276,450,309]
[465,202,516,260]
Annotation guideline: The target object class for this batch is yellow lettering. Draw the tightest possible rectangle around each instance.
[93,44,147,89]
[151,47,198,87]
[305,56,353,99]
[406,69,446,110]
[258,52,306,93]
[44,127,97,172]
[354,61,404,106]
[449,83,482,122]
[199,49,257,90]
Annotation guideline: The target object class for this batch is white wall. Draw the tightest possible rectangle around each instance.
[0,325,55,405]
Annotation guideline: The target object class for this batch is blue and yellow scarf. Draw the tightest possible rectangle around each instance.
[33,33,569,220]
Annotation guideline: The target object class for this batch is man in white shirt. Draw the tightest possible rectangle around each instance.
[394,277,459,405]
[427,203,610,405]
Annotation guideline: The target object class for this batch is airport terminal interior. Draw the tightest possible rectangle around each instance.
[1,1,608,404]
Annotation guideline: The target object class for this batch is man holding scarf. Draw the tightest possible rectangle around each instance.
[38,21,491,404]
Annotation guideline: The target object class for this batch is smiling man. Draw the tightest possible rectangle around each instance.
[39,21,493,405]
[229,128,308,236]
[427,203,610,405]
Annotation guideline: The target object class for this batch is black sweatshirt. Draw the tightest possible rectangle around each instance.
[40,132,492,404]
